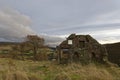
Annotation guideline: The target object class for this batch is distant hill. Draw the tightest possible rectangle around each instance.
[104,42,120,66]
[0,42,20,46]
[0,42,20,51]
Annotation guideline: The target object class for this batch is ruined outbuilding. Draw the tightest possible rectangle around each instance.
[57,34,108,64]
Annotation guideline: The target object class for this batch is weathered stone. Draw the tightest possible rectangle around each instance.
[57,34,108,64]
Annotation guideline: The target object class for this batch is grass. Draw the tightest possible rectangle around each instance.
[0,58,120,80]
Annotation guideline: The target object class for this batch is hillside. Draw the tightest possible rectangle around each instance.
[105,42,120,66]
[0,58,120,80]
[0,42,19,45]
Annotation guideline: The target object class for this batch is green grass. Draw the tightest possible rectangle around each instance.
[0,58,120,80]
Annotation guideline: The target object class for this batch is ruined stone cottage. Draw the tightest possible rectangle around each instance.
[57,34,108,64]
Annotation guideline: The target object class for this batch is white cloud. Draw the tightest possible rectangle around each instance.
[39,34,64,47]
[0,8,35,41]
[91,29,120,44]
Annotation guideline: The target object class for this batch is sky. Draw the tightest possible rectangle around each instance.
[0,0,120,46]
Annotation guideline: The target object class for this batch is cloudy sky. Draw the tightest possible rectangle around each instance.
[0,0,120,46]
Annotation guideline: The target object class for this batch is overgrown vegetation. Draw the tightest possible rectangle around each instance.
[0,58,120,80]
[0,35,50,61]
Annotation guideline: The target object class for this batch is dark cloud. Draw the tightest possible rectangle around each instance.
[1,0,118,34]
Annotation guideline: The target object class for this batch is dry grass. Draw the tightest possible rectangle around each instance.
[0,58,120,80]
[2,71,29,80]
